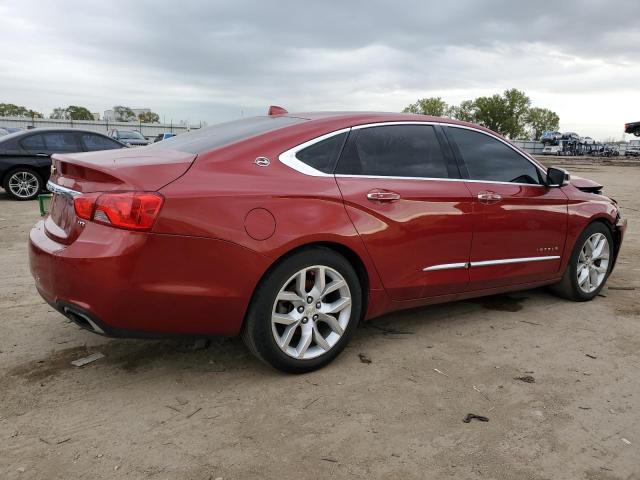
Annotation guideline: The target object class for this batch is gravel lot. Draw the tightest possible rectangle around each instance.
[1,160,639,479]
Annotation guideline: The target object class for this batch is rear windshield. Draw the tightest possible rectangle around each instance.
[147,116,305,154]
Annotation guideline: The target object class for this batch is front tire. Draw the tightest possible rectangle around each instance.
[242,247,362,373]
[3,168,43,200]
[551,222,614,301]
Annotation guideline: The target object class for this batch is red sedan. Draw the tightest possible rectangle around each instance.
[29,109,626,372]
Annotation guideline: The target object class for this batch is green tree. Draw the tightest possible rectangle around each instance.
[472,94,510,134]
[114,105,136,122]
[525,107,560,140]
[50,107,68,119]
[500,89,531,139]
[402,89,558,140]
[449,100,476,122]
[138,111,160,123]
[0,103,43,118]
[402,97,450,117]
[67,105,94,120]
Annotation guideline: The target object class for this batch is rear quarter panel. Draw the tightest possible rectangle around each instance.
[154,127,385,295]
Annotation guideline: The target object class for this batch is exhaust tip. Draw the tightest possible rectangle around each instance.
[63,307,105,334]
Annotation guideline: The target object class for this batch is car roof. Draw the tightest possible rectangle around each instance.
[1,127,110,136]
[270,111,506,141]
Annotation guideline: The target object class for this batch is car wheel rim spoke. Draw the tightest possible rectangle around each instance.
[577,233,609,294]
[317,312,344,335]
[271,264,352,360]
[8,172,38,198]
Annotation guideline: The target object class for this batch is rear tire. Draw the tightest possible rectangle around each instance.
[3,168,43,201]
[242,247,362,373]
[551,222,614,301]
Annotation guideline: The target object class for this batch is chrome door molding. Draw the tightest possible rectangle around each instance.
[471,256,560,267]
[422,262,468,272]
[423,255,560,272]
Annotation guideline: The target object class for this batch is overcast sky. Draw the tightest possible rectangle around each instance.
[1,0,638,139]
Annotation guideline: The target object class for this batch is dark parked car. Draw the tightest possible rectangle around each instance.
[108,129,149,146]
[1,127,24,134]
[31,109,626,372]
[625,121,640,137]
[0,129,126,200]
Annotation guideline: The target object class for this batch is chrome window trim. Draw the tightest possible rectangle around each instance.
[423,255,560,272]
[278,127,351,177]
[278,120,548,187]
[352,121,547,177]
[46,180,80,198]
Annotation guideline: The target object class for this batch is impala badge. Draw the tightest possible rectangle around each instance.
[50,164,57,175]
[254,157,270,167]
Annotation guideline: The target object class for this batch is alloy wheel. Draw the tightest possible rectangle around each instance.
[271,265,352,360]
[577,233,610,293]
[8,171,39,199]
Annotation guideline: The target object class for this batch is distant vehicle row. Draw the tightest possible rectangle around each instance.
[540,131,594,145]
[0,129,127,200]
[1,128,180,200]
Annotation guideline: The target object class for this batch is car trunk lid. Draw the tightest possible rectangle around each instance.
[46,149,196,245]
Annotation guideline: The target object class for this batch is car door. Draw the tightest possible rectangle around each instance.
[444,126,568,290]
[18,133,51,169]
[334,123,474,301]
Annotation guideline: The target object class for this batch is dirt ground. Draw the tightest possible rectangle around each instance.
[1,160,639,480]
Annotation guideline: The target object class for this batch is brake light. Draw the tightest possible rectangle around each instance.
[73,193,99,220]
[73,192,164,231]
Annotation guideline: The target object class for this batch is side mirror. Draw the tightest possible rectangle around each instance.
[546,166,570,187]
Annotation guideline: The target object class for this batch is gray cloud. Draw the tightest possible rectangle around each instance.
[1,0,639,138]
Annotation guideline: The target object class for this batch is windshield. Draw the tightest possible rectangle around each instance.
[147,116,305,154]
[118,130,145,140]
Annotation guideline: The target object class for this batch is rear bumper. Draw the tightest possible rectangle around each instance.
[29,220,271,337]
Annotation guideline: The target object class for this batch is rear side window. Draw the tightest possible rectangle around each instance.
[447,127,542,184]
[80,133,122,151]
[20,134,45,151]
[148,116,305,154]
[295,132,347,173]
[43,133,79,153]
[336,124,450,178]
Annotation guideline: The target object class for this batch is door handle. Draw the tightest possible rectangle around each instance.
[367,189,401,202]
[36,153,50,157]
[477,191,502,204]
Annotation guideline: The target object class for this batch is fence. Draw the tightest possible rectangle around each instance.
[512,140,545,155]
[0,116,201,139]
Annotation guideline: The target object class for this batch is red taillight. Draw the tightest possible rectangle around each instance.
[73,192,164,231]
[73,193,99,220]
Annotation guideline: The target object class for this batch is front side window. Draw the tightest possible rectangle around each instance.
[336,125,450,178]
[295,132,347,174]
[43,133,79,153]
[447,127,541,184]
